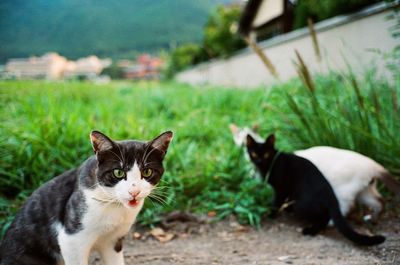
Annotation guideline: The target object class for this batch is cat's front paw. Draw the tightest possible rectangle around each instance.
[268,209,279,219]
[302,226,319,236]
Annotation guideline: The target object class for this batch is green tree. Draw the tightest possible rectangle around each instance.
[294,0,379,28]
[164,4,246,79]
[101,64,124,79]
[164,43,206,79]
[203,5,246,58]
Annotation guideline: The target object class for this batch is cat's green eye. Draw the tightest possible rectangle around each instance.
[142,168,153,178]
[250,152,258,158]
[264,153,270,159]
[113,169,126,179]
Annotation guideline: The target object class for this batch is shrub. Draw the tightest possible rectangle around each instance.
[293,0,380,28]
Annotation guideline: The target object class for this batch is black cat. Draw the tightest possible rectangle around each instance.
[246,134,385,246]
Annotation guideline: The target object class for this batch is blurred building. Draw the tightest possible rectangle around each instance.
[116,59,134,68]
[5,52,68,79]
[123,54,163,80]
[5,53,111,80]
[64,56,112,79]
[239,0,294,41]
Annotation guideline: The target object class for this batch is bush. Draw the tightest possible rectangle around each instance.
[164,43,207,79]
[164,4,246,78]
[269,68,400,176]
[100,64,124,79]
[293,0,380,28]
[202,5,246,58]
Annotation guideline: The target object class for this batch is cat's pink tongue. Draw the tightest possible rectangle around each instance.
[128,199,138,207]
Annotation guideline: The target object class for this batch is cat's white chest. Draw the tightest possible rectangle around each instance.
[56,189,144,265]
[89,206,133,233]
[83,189,143,235]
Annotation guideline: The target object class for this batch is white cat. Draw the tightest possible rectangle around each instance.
[230,124,400,220]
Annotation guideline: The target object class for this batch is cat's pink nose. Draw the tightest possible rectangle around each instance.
[129,190,140,198]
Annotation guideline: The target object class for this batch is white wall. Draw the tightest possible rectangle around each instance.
[176,3,399,88]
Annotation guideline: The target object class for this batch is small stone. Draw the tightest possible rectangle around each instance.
[277,255,297,262]
[133,232,141,239]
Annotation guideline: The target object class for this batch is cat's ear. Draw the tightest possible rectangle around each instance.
[265,134,276,147]
[229,123,239,136]
[150,131,173,158]
[251,123,259,133]
[90,131,114,154]
[246,134,256,148]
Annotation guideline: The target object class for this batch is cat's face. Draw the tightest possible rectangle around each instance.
[246,134,276,177]
[90,130,173,209]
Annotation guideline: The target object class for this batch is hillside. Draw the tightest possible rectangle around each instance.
[0,0,232,62]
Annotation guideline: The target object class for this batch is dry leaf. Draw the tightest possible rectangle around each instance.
[150,227,175,243]
[233,225,249,233]
[207,211,217,217]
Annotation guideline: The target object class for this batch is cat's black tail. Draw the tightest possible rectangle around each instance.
[329,200,385,246]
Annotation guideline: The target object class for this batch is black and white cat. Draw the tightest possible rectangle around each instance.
[230,124,400,220]
[0,130,173,265]
[246,133,385,245]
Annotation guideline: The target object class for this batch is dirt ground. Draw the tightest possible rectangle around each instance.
[89,209,400,265]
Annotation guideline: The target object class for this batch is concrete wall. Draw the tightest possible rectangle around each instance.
[176,2,399,88]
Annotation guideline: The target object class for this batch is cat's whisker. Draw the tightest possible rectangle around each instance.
[95,185,122,205]
[153,184,169,188]
[141,142,153,165]
[151,185,169,190]
[158,179,171,185]
[152,189,169,194]
[87,182,100,189]
[115,143,126,166]
[148,192,167,201]
[147,195,168,206]
[149,198,167,207]
[147,197,158,206]
[91,196,116,204]
[149,190,168,197]
[151,191,169,198]
[152,187,170,194]
[106,158,125,164]
[146,197,158,208]
[91,191,117,202]
[144,161,159,167]
[105,149,124,166]
[142,142,164,166]
[151,186,169,194]
[144,160,158,165]
[148,193,169,205]
[149,198,168,206]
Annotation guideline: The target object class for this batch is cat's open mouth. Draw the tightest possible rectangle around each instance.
[128,198,139,207]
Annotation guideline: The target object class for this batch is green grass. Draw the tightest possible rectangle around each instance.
[279,69,400,176]
[0,70,399,236]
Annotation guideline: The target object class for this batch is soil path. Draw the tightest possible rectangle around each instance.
[91,213,399,265]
